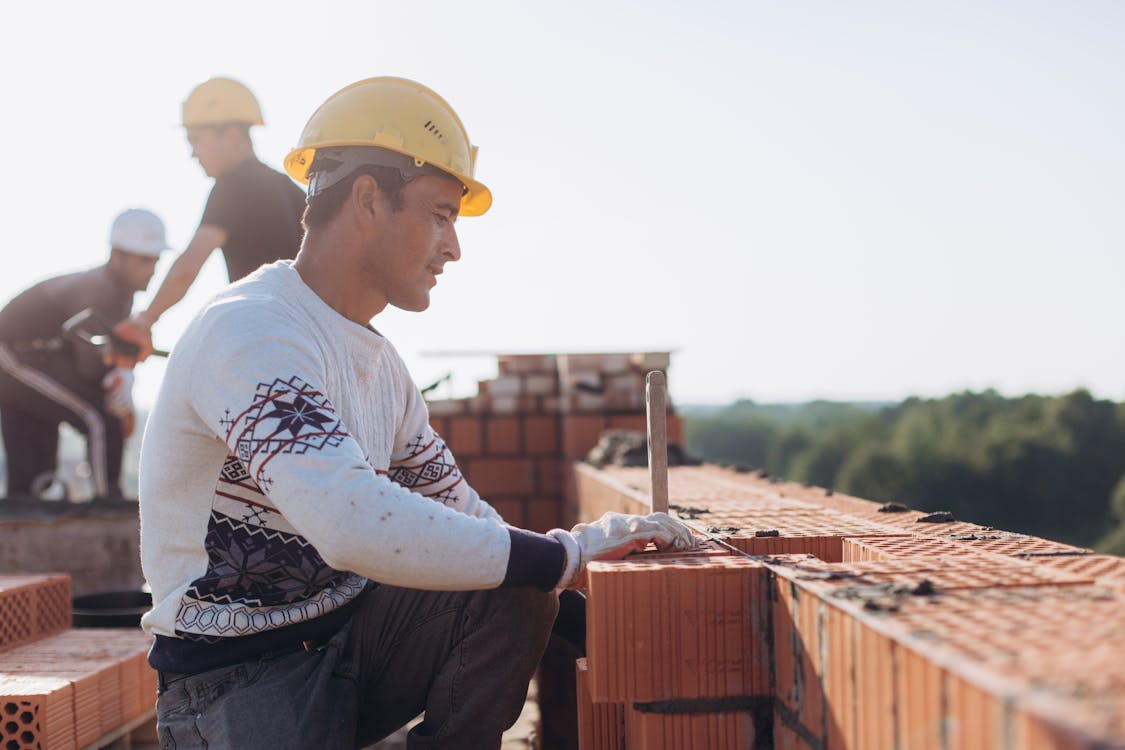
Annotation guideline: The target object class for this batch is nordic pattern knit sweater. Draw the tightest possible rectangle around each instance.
[139,262,564,672]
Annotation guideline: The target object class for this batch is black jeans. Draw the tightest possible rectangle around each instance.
[155,584,558,750]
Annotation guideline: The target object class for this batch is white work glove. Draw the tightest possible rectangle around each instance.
[547,512,697,589]
[101,367,135,418]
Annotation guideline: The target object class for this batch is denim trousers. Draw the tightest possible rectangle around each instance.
[155,584,559,750]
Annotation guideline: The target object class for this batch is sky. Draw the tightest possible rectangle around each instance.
[1,1,1122,408]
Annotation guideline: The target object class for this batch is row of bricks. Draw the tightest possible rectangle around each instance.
[769,567,1125,748]
[427,391,669,417]
[0,628,156,750]
[430,413,685,461]
[0,575,71,655]
[497,351,671,377]
[576,658,758,750]
[594,464,1108,577]
[580,546,1125,748]
[576,465,1120,746]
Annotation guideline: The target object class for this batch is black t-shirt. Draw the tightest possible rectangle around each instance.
[0,265,132,380]
[200,158,306,282]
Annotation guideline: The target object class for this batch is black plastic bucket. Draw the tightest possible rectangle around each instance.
[72,589,152,628]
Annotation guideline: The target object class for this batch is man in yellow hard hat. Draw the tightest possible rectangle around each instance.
[113,77,306,359]
[0,209,167,503]
[138,77,695,748]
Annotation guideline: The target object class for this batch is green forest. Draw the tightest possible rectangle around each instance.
[682,389,1125,554]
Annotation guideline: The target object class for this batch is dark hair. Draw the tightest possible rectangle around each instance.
[302,165,407,231]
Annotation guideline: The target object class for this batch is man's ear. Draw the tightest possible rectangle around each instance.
[350,173,381,226]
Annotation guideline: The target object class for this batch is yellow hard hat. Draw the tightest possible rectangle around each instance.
[285,77,491,216]
[182,77,264,127]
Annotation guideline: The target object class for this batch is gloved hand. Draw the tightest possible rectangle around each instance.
[547,512,697,589]
[111,315,155,365]
[101,367,135,418]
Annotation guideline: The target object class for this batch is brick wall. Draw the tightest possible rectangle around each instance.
[572,464,1125,749]
[426,352,683,533]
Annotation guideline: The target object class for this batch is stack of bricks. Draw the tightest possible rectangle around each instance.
[0,574,157,750]
[572,463,1125,748]
[425,352,682,533]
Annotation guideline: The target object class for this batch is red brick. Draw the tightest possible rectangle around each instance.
[447,415,483,457]
[522,373,558,396]
[536,459,567,496]
[563,415,608,459]
[484,416,522,455]
[428,416,450,442]
[667,415,684,445]
[526,498,563,533]
[576,658,625,750]
[896,646,944,750]
[771,573,829,745]
[623,704,756,749]
[0,674,76,750]
[463,457,535,496]
[497,354,557,375]
[0,575,72,654]
[486,496,525,527]
[425,398,467,417]
[523,415,559,456]
[606,414,647,434]
[855,621,896,749]
[586,556,766,703]
[823,604,857,749]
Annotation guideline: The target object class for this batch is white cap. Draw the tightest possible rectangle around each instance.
[109,208,169,257]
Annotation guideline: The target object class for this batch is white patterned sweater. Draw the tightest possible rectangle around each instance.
[139,262,562,671]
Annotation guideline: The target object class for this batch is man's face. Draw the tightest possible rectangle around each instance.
[116,251,160,292]
[186,125,232,178]
[364,174,463,313]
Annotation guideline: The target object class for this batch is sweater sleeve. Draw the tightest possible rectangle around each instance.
[187,321,517,591]
[390,373,503,523]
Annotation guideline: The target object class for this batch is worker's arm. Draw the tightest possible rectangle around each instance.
[390,358,502,522]
[191,317,562,591]
[113,224,227,358]
[138,224,227,327]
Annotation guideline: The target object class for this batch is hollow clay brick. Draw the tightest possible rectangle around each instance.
[0,673,76,750]
[855,621,897,749]
[841,536,985,563]
[945,672,1005,750]
[575,658,624,750]
[771,576,827,745]
[895,645,945,750]
[823,603,858,749]
[623,704,756,750]
[0,575,72,654]
[585,556,767,704]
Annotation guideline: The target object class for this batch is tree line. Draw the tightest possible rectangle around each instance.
[682,389,1125,553]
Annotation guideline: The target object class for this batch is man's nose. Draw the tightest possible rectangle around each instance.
[444,227,461,262]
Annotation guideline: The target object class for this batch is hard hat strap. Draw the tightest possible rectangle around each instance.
[307,146,464,197]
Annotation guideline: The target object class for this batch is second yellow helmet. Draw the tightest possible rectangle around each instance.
[182,77,264,128]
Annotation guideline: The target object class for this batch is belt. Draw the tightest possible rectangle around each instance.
[4,338,65,353]
[156,638,330,694]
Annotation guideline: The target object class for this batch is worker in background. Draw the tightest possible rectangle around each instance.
[0,209,167,502]
[140,76,696,749]
[113,77,306,360]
